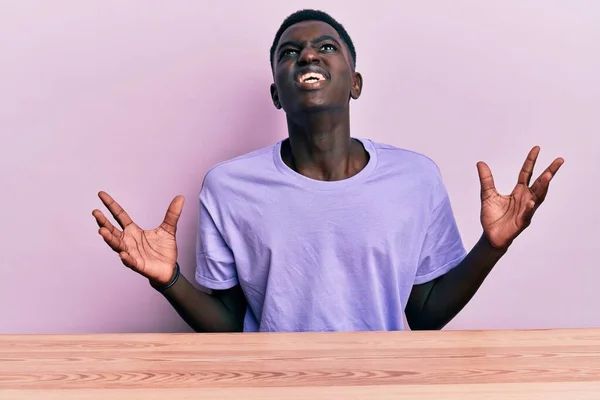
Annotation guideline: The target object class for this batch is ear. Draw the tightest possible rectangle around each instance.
[350,72,363,100]
[270,83,282,109]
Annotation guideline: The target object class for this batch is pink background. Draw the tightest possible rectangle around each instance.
[1,1,598,333]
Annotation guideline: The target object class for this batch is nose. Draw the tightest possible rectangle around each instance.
[297,46,320,65]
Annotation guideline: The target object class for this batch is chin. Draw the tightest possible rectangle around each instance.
[293,95,341,113]
[302,102,347,114]
[298,102,331,113]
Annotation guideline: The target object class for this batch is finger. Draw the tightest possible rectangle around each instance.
[159,195,185,235]
[98,226,126,253]
[543,157,565,179]
[98,191,134,229]
[476,161,497,200]
[517,146,540,186]
[531,157,564,201]
[118,251,139,270]
[92,209,122,237]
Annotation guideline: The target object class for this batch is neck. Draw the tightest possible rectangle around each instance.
[282,108,368,181]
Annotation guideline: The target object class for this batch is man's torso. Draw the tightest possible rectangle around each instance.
[195,138,466,332]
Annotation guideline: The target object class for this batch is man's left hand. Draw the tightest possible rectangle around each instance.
[476,146,564,250]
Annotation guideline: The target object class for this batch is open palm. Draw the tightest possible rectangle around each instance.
[477,146,564,250]
[92,191,185,285]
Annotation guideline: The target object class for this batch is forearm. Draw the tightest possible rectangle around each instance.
[410,233,507,330]
[156,273,243,333]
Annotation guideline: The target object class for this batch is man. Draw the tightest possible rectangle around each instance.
[92,9,563,332]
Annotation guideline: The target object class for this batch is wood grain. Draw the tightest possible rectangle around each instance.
[1,328,599,399]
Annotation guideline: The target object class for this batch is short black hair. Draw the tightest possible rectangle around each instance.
[270,9,357,71]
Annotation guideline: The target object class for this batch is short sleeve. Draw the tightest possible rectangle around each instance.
[413,174,467,285]
[194,187,239,290]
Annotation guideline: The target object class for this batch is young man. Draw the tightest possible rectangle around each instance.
[92,10,563,332]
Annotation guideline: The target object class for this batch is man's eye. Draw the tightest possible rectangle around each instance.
[320,44,337,52]
[281,49,298,58]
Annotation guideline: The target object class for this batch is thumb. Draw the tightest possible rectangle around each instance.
[159,195,185,235]
[477,161,496,200]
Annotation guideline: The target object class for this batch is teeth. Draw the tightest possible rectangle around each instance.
[300,72,325,83]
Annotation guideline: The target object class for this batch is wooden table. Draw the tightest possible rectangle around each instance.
[1,328,599,399]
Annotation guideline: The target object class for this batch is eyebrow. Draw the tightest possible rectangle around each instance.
[277,35,342,51]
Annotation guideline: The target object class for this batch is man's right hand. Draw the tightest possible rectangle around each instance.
[92,191,185,286]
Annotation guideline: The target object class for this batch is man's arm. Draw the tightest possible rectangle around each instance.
[405,233,505,330]
[158,272,247,332]
[406,146,564,330]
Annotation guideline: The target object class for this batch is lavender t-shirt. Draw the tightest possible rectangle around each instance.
[195,138,466,332]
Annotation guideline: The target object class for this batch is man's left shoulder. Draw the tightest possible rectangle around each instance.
[369,140,442,178]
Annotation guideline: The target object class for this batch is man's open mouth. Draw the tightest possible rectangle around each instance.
[297,72,326,83]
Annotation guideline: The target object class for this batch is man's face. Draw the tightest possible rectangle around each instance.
[270,20,362,114]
